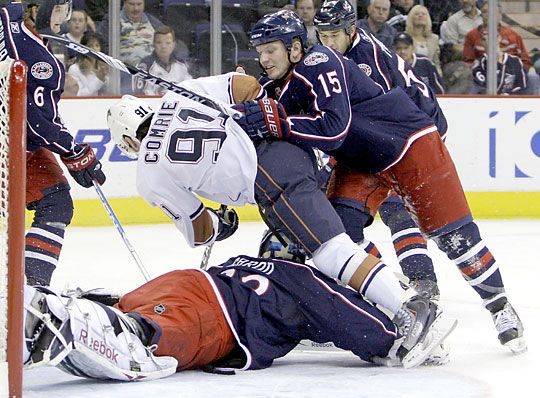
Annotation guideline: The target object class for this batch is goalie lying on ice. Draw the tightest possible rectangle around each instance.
[23,254,457,381]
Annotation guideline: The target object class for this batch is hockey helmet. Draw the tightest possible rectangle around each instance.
[314,0,356,33]
[32,0,73,33]
[258,229,307,264]
[250,10,308,50]
[107,95,154,159]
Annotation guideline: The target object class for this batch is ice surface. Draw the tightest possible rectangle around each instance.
[23,219,540,398]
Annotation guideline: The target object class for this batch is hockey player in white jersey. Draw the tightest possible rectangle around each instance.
[108,73,458,362]
[108,72,263,247]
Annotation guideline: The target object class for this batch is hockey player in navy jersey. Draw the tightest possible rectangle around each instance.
[393,32,445,95]
[233,9,526,353]
[22,251,456,381]
[108,71,455,354]
[314,0,443,299]
[0,1,106,286]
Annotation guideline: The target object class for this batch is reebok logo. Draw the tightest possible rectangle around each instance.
[79,329,119,364]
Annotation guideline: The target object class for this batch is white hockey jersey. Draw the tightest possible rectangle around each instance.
[136,72,264,247]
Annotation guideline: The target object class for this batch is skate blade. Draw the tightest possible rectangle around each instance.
[402,313,458,369]
[421,343,450,366]
[504,337,527,355]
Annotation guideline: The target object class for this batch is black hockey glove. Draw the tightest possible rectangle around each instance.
[61,144,106,188]
[232,98,290,141]
[209,207,239,241]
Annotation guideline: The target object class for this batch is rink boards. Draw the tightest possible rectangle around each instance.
[31,95,540,226]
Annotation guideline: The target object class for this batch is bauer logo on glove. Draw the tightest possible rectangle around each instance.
[232,98,291,141]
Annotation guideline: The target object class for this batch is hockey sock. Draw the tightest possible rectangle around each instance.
[358,239,381,259]
[312,233,405,314]
[434,221,505,300]
[25,223,66,286]
[358,261,405,314]
[379,200,436,282]
[331,198,372,243]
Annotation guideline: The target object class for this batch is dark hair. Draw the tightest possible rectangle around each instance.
[154,25,176,41]
[393,31,413,46]
[78,31,105,72]
[80,31,104,48]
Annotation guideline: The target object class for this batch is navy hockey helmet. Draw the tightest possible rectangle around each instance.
[314,0,356,33]
[32,0,73,33]
[250,10,308,50]
[258,229,307,264]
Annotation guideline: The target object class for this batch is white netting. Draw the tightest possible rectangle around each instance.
[0,58,12,363]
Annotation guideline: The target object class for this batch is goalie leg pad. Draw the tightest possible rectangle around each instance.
[23,287,178,381]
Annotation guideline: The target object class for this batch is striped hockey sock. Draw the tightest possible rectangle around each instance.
[25,223,66,286]
[392,227,436,282]
[434,222,505,300]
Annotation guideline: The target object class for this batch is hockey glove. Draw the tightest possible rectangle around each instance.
[61,144,106,188]
[232,98,290,141]
[209,207,239,241]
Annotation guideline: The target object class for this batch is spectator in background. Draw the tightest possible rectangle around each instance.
[471,32,527,95]
[357,0,397,48]
[64,9,90,43]
[388,0,416,32]
[97,0,163,67]
[295,0,318,47]
[442,0,482,57]
[406,4,441,74]
[135,26,192,96]
[463,1,538,94]
[394,32,445,94]
[463,2,531,70]
[443,60,473,94]
[63,9,92,66]
[66,32,109,96]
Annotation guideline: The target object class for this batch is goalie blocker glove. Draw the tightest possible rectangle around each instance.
[233,98,291,141]
[61,144,106,188]
[208,207,239,242]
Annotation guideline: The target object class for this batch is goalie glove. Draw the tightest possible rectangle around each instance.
[232,98,290,141]
[208,207,239,242]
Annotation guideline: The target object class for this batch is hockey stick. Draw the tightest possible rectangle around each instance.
[41,34,225,112]
[200,204,228,269]
[93,181,151,282]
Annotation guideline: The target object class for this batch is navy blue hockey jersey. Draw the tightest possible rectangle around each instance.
[472,53,527,95]
[263,45,438,173]
[206,255,396,370]
[409,54,445,95]
[346,28,447,135]
[0,3,75,154]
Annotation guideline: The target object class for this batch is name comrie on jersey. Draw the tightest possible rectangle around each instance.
[136,84,257,246]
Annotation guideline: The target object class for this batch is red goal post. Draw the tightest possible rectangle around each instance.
[0,58,27,398]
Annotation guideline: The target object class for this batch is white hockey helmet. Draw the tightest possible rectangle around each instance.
[107,95,154,159]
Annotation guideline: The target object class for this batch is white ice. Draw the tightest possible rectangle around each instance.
[23,219,540,398]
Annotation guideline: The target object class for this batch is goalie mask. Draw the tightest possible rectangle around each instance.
[107,95,154,159]
[258,229,307,264]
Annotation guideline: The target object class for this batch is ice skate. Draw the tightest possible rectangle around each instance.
[484,296,526,354]
[410,279,440,301]
[394,296,457,368]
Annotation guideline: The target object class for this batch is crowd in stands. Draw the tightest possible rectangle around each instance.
[14,0,539,96]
